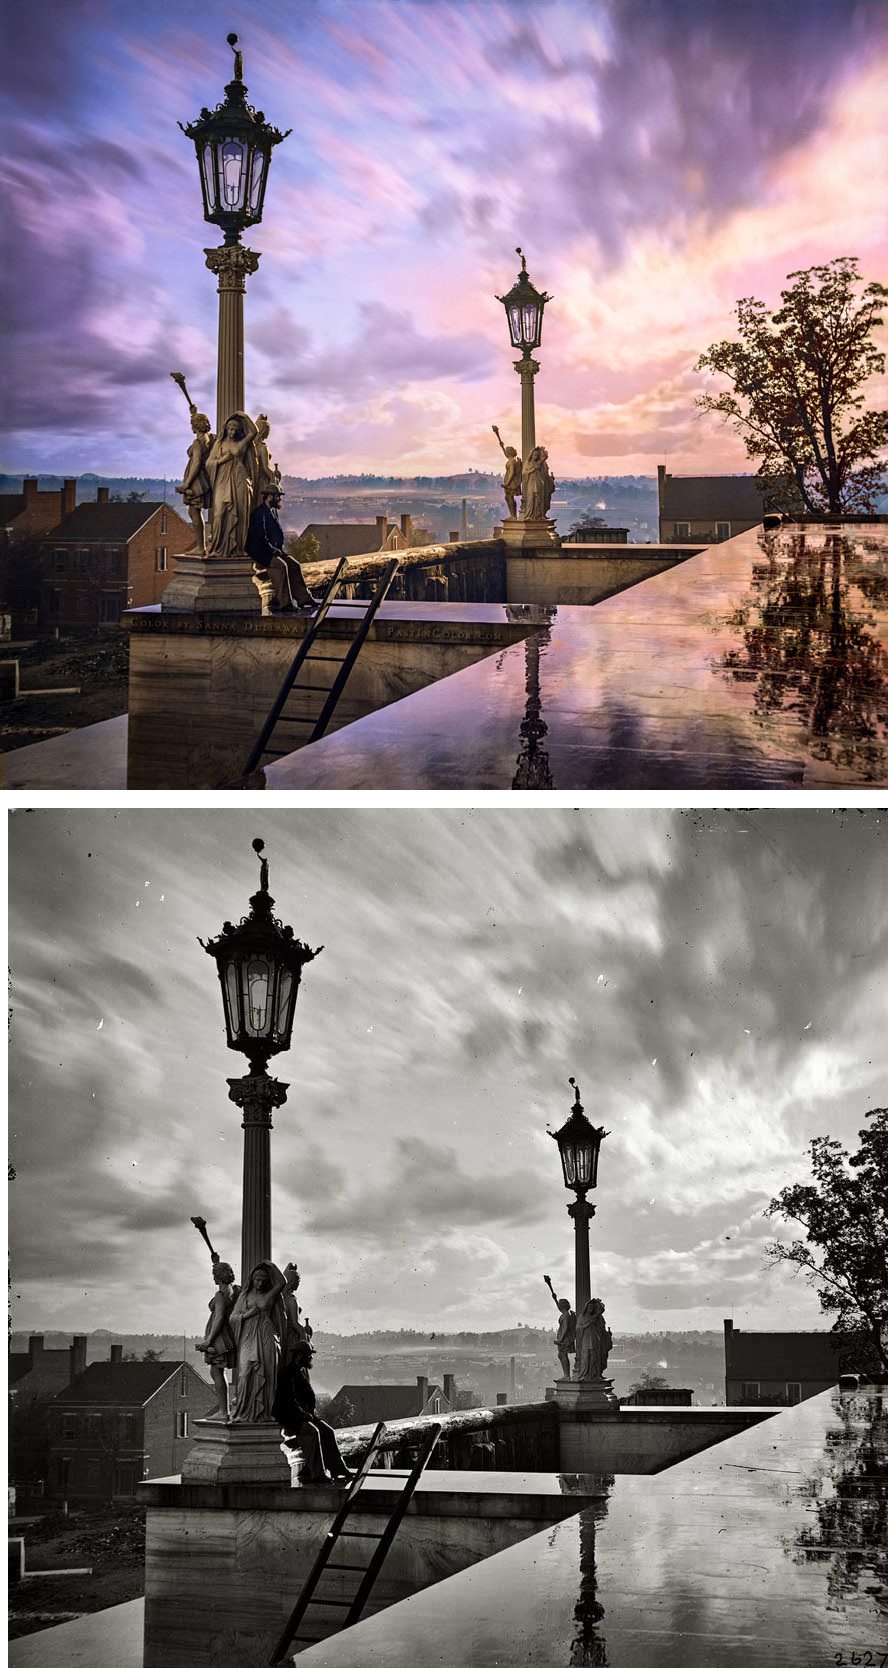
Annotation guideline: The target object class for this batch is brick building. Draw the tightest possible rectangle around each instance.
[326,1373,454,1428]
[41,494,192,626]
[723,1319,876,1406]
[1,478,78,616]
[658,467,771,543]
[9,1333,85,1408]
[46,1347,215,1502]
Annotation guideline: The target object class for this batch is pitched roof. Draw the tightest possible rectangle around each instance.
[8,1349,74,1399]
[660,475,770,520]
[327,1383,442,1425]
[53,1360,181,1406]
[299,524,383,562]
[725,1329,863,1378]
[43,502,179,543]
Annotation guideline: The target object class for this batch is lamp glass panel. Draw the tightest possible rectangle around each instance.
[245,956,272,1035]
[561,1143,577,1186]
[224,961,240,1036]
[201,143,216,211]
[273,968,293,1041]
[523,303,539,345]
[219,137,247,211]
[249,147,266,214]
[508,305,523,348]
[576,1143,593,1186]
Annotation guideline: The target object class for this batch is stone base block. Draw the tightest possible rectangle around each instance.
[181,1419,292,1485]
[554,1377,619,1411]
[497,517,561,550]
[161,555,263,614]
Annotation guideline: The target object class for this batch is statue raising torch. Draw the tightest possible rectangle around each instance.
[492,425,523,520]
[544,1274,576,1379]
[171,372,215,554]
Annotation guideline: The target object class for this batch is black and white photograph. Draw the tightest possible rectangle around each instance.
[7,807,888,1664]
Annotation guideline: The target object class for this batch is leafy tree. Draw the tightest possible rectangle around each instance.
[286,530,320,565]
[765,1108,888,1374]
[627,1370,670,1397]
[696,259,888,514]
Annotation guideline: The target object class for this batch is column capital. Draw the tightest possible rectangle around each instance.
[514,356,540,379]
[205,244,261,291]
[227,1070,288,1128]
[567,1195,596,1224]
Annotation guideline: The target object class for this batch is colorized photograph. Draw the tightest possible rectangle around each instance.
[1,0,887,789]
[8,806,888,1662]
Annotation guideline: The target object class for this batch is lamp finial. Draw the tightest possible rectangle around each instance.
[569,1075,582,1106]
[227,32,244,81]
[516,246,527,272]
[251,837,269,894]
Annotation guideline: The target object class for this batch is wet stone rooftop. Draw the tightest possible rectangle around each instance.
[265,521,888,790]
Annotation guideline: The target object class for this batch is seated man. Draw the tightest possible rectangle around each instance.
[278,1340,354,1484]
[246,485,321,613]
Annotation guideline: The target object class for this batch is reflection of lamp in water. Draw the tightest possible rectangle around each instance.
[507,604,556,790]
[571,1504,609,1667]
[200,838,321,1279]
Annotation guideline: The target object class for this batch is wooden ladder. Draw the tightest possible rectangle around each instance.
[243,556,401,776]
[268,1419,442,1662]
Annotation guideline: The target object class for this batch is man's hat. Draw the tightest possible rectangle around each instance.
[261,483,283,499]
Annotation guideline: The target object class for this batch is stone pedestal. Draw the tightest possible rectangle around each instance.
[181,1419,292,1486]
[497,517,561,550]
[554,1377,619,1412]
[161,555,263,614]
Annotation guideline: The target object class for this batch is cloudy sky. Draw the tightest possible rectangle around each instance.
[2,0,886,479]
[8,807,887,1342]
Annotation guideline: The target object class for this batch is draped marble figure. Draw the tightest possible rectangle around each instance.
[574,1298,612,1381]
[229,1260,286,1422]
[205,411,259,556]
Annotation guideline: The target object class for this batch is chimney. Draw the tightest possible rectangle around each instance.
[723,1318,733,1339]
[97,487,110,505]
[657,464,666,512]
[416,1374,428,1412]
[449,530,459,544]
[62,478,77,516]
[110,1343,123,1364]
[496,1392,508,1406]
[460,497,468,539]
[375,514,389,548]
[510,1356,516,1398]
[70,1334,88,1382]
[443,1373,456,1407]
[22,478,38,507]
[399,512,412,544]
[28,1334,44,1364]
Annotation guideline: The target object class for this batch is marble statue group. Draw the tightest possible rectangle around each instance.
[493,425,556,523]
[545,1276,612,1383]
[191,1219,351,1484]
[170,374,319,613]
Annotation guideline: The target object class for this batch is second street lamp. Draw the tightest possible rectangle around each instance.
[200,838,320,1279]
[549,1076,608,1318]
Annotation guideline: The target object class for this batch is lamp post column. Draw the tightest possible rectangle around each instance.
[568,1193,594,1317]
[227,1069,288,1280]
[515,354,540,462]
[204,245,261,435]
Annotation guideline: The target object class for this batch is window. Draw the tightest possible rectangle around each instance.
[48,588,61,617]
[175,1410,189,1439]
[86,1413,102,1441]
[674,522,691,539]
[103,549,122,578]
[741,1381,760,1401]
[156,547,168,572]
[100,596,121,623]
[53,548,67,574]
[77,547,90,575]
[60,1412,77,1440]
[716,521,731,541]
[786,1382,802,1405]
[160,511,168,535]
[120,1413,137,1444]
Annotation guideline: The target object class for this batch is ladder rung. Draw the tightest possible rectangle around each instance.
[296,682,335,692]
[271,714,316,724]
[307,654,349,662]
[324,1562,368,1571]
[306,1598,354,1608]
[339,1530,382,1538]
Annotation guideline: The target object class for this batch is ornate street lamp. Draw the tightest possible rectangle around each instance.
[200,838,320,1279]
[549,1077,608,1317]
[179,34,291,435]
[496,248,552,464]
